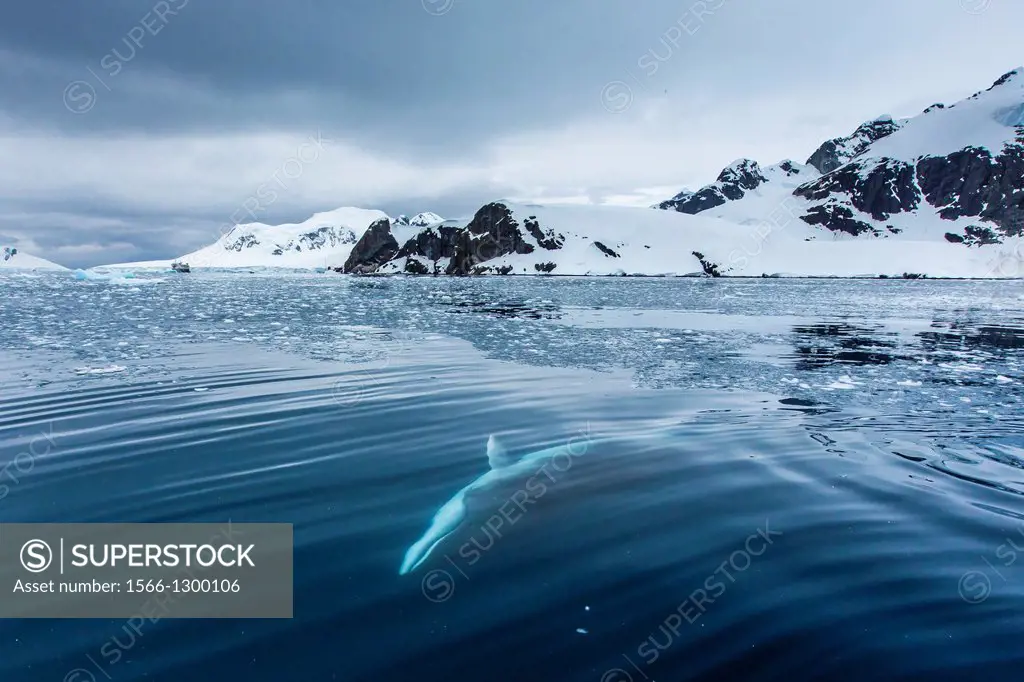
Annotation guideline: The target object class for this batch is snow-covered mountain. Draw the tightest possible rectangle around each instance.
[329,66,1022,278]
[0,246,66,271]
[336,200,1021,278]
[658,67,1024,246]
[106,208,391,270]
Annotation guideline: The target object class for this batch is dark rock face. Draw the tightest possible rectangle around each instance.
[534,262,557,273]
[799,202,878,236]
[386,225,469,274]
[524,215,565,250]
[916,136,1024,235]
[299,226,357,251]
[657,186,727,214]
[805,116,902,175]
[946,225,1004,246]
[965,225,1003,245]
[593,241,620,258]
[718,159,768,194]
[358,202,564,276]
[692,251,722,277]
[658,159,767,214]
[395,225,464,263]
[226,234,260,252]
[446,202,535,275]
[403,258,429,275]
[342,218,399,274]
[795,159,920,225]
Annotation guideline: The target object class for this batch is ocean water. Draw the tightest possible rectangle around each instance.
[1,271,1023,681]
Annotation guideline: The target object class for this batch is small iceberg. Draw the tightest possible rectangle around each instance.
[74,269,141,282]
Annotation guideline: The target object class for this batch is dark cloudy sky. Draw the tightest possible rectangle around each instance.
[1,0,1021,266]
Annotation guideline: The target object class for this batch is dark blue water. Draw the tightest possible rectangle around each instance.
[1,272,1023,681]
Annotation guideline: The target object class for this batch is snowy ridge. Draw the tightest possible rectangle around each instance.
[657,159,818,216]
[393,212,446,227]
[805,115,908,174]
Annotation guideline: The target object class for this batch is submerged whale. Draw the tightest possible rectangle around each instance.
[399,432,597,575]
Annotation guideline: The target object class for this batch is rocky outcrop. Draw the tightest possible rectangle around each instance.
[342,218,399,273]
[226,233,260,252]
[524,215,565,250]
[945,225,1004,246]
[799,202,878,236]
[793,158,920,234]
[393,225,465,274]
[692,251,722,277]
[805,116,903,174]
[657,159,767,214]
[446,202,536,275]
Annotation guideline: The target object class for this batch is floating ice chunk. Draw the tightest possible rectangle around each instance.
[75,365,126,375]
[576,628,589,635]
[73,269,104,281]
[897,380,923,387]
[996,375,1014,383]
[826,375,859,390]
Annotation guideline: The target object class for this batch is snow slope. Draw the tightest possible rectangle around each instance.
[0,248,67,271]
[868,69,1024,159]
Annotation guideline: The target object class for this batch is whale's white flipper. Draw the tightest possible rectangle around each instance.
[399,488,470,575]
[487,434,514,469]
